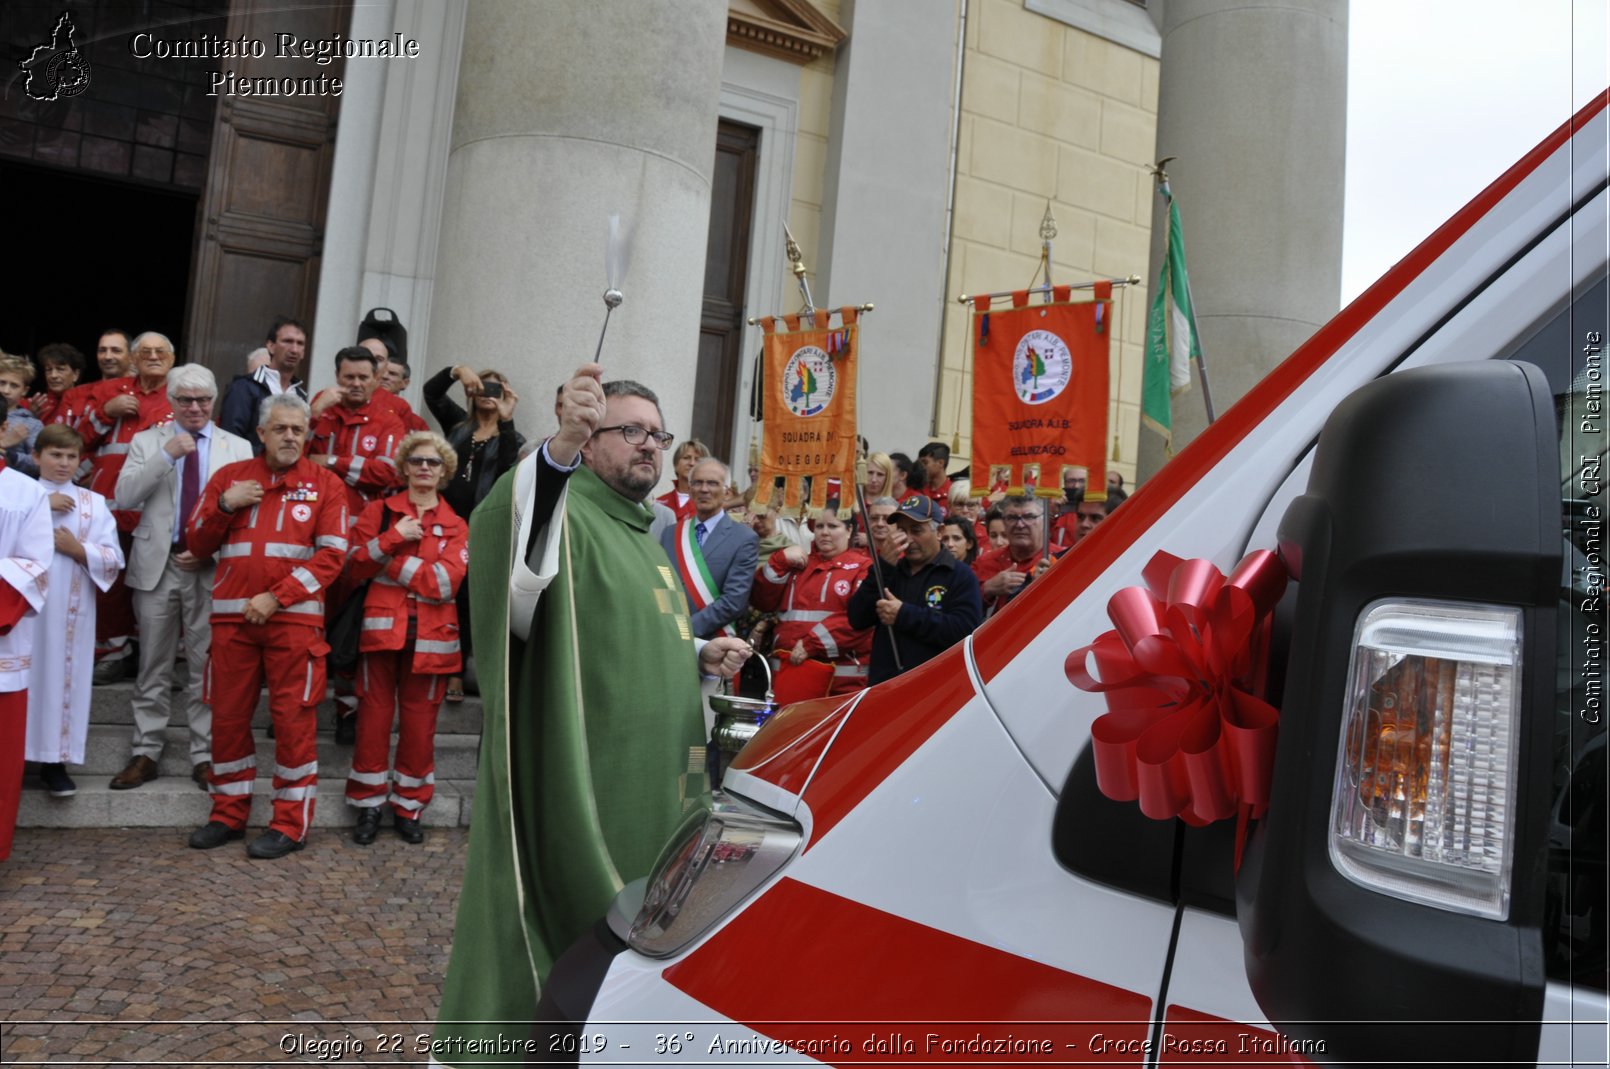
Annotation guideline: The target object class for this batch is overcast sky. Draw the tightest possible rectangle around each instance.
[1342,0,1607,301]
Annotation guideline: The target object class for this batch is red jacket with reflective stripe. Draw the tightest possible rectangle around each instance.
[52,381,107,431]
[972,542,1066,615]
[79,377,171,529]
[374,388,428,433]
[307,397,406,514]
[345,492,468,674]
[751,547,874,667]
[187,456,351,627]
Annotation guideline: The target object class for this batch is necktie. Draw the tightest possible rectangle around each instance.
[695,521,708,546]
[177,439,200,553]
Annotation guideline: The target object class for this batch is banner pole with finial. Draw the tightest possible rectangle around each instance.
[775,223,899,670]
[783,222,817,329]
[1038,201,1057,303]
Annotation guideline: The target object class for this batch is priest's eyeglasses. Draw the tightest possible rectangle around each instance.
[595,424,675,450]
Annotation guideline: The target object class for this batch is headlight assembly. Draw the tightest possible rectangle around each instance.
[627,790,802,958]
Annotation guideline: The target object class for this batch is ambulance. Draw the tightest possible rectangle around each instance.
[537,94,1609,1066]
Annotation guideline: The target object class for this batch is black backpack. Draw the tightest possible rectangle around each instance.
[357,307,408,362]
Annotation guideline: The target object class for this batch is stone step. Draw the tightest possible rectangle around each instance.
[16,776,477,829]
[86,679,486,735]
[62,723,484,778]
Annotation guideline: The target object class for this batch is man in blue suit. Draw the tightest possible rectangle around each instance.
[659,458,758,639]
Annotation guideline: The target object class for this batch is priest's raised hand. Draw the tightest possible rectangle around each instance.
[547,361,606,467]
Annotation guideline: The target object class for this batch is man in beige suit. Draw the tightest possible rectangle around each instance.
[110,364,252,789]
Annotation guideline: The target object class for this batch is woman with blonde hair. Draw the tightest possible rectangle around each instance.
[863,451,895,500]
[343,430,468,845]
[657,438,710,521]
[948,478,987,544]
[423,365,524,701]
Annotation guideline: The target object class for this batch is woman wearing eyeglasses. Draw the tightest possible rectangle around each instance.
[342,430,468,845]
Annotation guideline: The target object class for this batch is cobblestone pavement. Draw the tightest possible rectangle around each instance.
[0,826,468,1065]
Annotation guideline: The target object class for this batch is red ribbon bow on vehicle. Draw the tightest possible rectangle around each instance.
[1065,550,1289,866]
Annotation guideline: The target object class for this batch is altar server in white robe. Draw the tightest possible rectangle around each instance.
[0,404,52,861]
[26,425,124,797]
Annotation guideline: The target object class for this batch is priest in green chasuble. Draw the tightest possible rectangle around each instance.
[432,364,751,1065]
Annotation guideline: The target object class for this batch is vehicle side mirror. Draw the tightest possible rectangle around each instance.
[1238,361,1560,1066]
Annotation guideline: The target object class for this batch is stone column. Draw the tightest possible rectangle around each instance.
[1138,0,1347,480]
[817,0,960,457]
[425,0,728,448]
[309,0,397,395]
[311,0,469,408]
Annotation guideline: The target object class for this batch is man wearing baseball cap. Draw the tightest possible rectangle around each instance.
[846,493,982,684]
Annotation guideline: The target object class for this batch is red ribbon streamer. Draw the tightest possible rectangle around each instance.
[1065,550,1289,864]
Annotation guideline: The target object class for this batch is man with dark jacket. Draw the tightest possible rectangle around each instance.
[219,317,308,451]
[846,494,982,684]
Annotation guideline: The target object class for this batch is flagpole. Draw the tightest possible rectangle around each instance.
[746,305,874,327]
[1111,282,1125,463]
[955,274,1141,305]
[1151,163,1217,425]
[784,223,817,330]
[753,226,900,668]
[1038,201,1056,304]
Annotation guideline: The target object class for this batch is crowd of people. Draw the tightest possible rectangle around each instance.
[0,317,1127,864]
[0,318,521,862]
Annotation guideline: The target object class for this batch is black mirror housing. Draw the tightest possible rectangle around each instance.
[1238,361,1561,1067]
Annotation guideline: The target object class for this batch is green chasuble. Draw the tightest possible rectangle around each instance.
[432,461,707,1065]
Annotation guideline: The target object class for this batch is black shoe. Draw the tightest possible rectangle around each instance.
[188,821,244,850]
[92,658,127,686]
[352,808,382,846]
[394,816,424,844]
[247,830,306,859]
[334,716,356,745]
[39,763,77,797]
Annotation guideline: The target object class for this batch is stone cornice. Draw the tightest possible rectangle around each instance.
[727,0,846,65]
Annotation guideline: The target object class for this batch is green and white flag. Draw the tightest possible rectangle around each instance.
[1143,183,1200,447]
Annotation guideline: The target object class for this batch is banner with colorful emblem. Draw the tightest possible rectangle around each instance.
[755,308,859,517]
[970,284,1111,502]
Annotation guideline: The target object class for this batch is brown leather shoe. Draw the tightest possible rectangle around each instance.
[191,762,212,790]
[109,755,159,790]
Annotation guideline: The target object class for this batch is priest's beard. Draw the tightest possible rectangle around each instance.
[593,455,659,502]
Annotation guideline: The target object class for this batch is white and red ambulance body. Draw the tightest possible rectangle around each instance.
[537,94,1610,1067]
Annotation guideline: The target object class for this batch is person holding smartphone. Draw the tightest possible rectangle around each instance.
[422,364,525,701]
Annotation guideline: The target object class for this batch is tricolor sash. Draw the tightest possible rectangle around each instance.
[671,518,736,637]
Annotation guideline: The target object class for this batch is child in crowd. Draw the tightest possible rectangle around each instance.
[0,354,42,477]
[26,425,123,797]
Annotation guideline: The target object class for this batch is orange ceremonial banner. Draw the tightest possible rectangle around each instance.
[755,308,859,517]
[971,283,1110,501]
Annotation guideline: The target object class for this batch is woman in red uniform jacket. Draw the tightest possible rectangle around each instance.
[750,508,873,700]
[342,431,468,845]
[655,438,709,521]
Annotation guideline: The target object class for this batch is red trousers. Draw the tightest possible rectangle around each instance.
[206,622,326,840]
[346,648,444,818]
[0,690,23,861]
